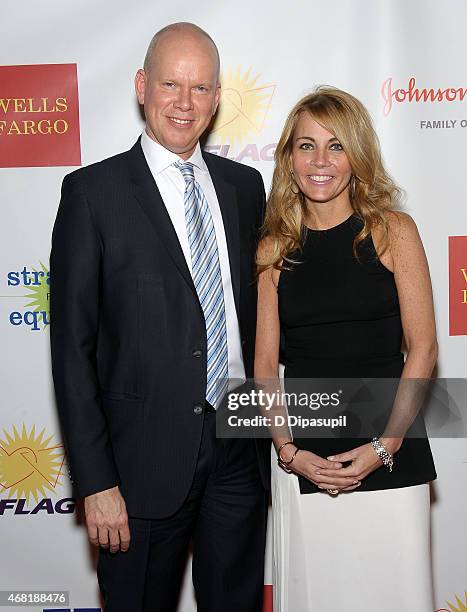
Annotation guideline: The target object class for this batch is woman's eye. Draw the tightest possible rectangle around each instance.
[330,142,343,151]
[299,143,313,150]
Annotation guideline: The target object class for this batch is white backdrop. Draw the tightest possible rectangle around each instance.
[1,1,466,610]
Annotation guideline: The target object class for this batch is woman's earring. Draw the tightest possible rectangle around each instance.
[290,171,300,195]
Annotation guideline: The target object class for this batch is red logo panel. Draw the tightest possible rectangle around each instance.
[449,236,467,336]
[0,64,81,167]
[263,585,273,612]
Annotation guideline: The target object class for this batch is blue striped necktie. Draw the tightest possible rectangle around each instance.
[175,161,228,408]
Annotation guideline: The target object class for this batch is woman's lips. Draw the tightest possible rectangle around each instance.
[307,174,334,185]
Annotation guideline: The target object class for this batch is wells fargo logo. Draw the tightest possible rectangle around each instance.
[381,77,467,116]
[0,64,81,167]
[0,262,50,331]
[205,66,277,162]
[0,424,74,515]
[437,590,467,612]
[448,236,467,336]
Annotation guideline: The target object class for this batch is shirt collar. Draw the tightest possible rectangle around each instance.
[141,130,208,176]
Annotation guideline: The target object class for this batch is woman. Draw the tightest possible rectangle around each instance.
[255,87,437,611]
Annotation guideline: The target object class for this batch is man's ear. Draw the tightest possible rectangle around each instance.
[212,83,221,115]
[135,69,147,105]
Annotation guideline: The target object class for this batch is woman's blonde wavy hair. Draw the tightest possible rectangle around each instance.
[258,86,402,272]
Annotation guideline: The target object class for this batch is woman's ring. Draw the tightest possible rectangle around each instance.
[327,489,339,496]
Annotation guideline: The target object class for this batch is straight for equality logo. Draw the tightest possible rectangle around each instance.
[0,64,81,167]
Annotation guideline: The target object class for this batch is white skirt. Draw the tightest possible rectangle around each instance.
[271,447,434,612]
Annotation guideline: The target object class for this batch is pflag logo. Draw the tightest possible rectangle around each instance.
[205,67,277,162]
[211,67,275,144]
[0,424,74,516]
[437,590,467,611]
[0,424,65,504]
[0,64,81,167]
[1,262,50,331]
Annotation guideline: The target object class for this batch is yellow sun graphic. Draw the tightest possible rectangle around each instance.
[23,261,50,329]
[209,66,276,145]
[445,592,467,612]
[0,424,65,504]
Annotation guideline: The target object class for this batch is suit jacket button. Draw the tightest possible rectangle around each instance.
[192,349,202,358]
[193,404,203,415]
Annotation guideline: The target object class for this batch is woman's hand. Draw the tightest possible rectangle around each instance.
[279,445,361,491]
[317,442,388,485]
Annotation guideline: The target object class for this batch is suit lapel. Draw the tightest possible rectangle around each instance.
[127,141,196,295]
[127,141,241,312]
[203,152,241,315]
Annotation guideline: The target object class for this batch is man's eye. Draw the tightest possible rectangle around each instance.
[163,82,175,88]
[196,86,208,93]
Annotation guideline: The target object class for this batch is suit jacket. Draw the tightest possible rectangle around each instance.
[50,139,269,519]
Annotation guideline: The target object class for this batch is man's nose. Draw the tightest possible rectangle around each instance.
[175,87,194,111]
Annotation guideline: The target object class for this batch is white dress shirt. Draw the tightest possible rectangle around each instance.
[140,130,246,391]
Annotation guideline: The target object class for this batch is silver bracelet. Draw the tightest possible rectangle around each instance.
[370,437,394,472]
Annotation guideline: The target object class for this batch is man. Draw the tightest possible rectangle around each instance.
[50,22,268,612]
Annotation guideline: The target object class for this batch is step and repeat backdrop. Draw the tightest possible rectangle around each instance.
[1,0,466,610]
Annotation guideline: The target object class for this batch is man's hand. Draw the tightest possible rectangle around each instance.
[84,486,130,553]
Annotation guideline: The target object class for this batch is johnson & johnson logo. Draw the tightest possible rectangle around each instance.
[381,77,467,116]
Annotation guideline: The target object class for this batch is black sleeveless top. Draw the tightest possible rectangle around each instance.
[278,214,436,493]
